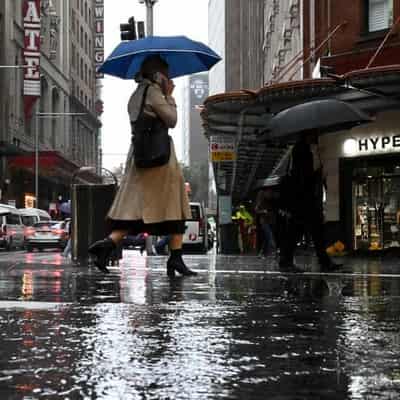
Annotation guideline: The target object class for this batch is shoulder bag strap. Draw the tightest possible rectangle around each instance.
[138,84,151,116]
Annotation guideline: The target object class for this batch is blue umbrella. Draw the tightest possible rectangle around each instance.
[99,36,222,79]
[60,200,71,215]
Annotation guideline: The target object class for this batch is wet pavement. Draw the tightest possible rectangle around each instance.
[0,251,400,399]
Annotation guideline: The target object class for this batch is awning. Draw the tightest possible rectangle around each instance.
[202,65,400,203]
[8,151,102,184]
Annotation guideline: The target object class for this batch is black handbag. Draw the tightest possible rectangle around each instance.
[131,85,171,168]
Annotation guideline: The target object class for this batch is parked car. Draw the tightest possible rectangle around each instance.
[19,208,52,247]
[25,220,70,252]
[183,202,208,254]
[0,204,25,250]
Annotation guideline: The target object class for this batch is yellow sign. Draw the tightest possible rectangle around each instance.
[211,151,236,162]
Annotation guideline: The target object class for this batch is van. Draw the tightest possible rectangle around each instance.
[0,204,25,250]
[19,208,51,227]
[183,202,208,253]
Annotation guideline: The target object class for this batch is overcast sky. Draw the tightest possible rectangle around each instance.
[102,0,209,170]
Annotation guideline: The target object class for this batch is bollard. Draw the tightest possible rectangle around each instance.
[71,184,117,263]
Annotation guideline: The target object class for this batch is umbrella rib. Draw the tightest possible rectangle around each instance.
[107,48,220,62]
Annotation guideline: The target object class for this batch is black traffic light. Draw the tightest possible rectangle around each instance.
[137,21,146,39]
[120,17,137,41]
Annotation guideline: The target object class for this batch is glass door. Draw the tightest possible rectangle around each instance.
[353,167,384,251]
[353,164,400,251]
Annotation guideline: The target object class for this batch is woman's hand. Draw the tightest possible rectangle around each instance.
[166,79,175,96]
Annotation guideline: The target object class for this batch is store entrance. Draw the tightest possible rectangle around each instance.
[352,162,400,251]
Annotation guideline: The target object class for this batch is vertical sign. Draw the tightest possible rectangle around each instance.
[94,0,104,79]
[23,0,41,121]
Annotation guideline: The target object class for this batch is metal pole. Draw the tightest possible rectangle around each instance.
[35,112,39,207]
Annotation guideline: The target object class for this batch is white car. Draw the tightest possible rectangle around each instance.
[183,202,208,254]
[19,208,51,227]
[0,204,25,250]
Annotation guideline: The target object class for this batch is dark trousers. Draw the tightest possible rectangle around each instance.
[279,208,330,267]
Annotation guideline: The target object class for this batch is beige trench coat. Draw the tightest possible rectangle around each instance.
[107,80,191,224]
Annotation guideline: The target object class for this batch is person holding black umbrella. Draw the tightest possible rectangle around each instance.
[88,55,196,277]
[279,132,340,272]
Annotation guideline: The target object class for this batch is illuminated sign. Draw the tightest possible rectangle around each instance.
[94,0,104,79]
[23,0,41,120]
[343,135,400,157]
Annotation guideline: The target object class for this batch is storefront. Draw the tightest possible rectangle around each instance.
[202,65,400,254]
[320,110,400,252]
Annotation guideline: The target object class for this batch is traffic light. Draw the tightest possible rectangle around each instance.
[120,17,137,41]
[137,21,146,39]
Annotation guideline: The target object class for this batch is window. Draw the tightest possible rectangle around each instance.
[368,0,393,32]
[85,32,88,53]
[80,58,83,80]
[85,64,88,84]
[80,26,83,48]
[84,2,88,22]
[71,10,76,33]
[71,44,76,69]
[6,214,21,225]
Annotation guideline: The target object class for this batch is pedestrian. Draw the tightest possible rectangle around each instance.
[62,219,72,258]
[88,55,197,277]
[255,189,276,257]
[279,132,341,272]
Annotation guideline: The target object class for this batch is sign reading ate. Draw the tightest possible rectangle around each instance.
[23,0,41,120]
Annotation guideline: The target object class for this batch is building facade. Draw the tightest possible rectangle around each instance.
[208,0,265,95]
[0,0,102,210]
[264,0,302,83]
[313,0,400,252]
[181,73,209,167]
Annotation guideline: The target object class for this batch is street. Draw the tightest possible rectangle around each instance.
[0,251,399,399]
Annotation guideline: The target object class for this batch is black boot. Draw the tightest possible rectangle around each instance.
[167,249,198,278]
[88,237,116,273]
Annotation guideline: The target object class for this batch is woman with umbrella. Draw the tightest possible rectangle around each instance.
[88,36,220,276]
[89,55,196,276]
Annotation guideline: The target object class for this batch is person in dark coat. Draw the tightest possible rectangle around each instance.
[279,133,340,272]
[255,189,276,257]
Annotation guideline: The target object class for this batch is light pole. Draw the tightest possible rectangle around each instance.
[138,0,158,36]
[34,112,86,208]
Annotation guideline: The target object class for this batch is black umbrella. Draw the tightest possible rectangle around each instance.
[269,99,374,140]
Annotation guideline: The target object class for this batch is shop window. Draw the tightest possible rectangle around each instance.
[367,0,393,32]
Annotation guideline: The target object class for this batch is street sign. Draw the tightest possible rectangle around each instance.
[210,137,236,162]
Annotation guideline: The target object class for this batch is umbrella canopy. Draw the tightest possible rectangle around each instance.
[99,35,222,79]
[269,99,374,140]
[59,201,71,215]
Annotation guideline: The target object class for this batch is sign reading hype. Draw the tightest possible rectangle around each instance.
[23,0,41,120]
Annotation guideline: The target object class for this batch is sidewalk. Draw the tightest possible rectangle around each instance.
[0,250,400,399]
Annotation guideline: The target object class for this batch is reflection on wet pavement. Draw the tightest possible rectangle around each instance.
[0,252,400,399]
